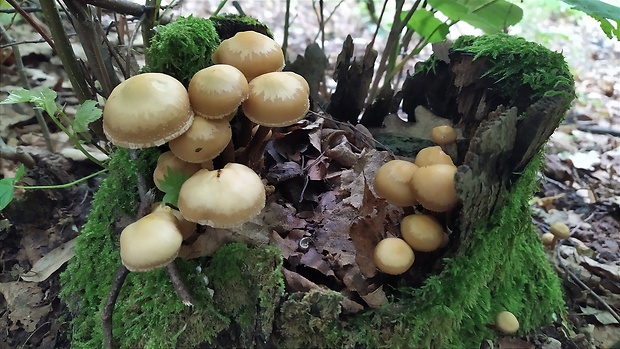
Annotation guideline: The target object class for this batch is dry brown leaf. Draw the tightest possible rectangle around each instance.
[579,255,620,282]
[360,285,387,308]
[21,238,77,282]
[0,281,51,332]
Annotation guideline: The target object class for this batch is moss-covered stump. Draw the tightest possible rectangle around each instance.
[61,32,575,348]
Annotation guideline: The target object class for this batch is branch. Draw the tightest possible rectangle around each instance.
[5,0,56,52]
[79,0,147,17]
[0,138,36,168]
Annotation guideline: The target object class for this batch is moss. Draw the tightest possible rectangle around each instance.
[143,15,220,86]
[206,242,284,347]
[210,13,273,40]
[452,33,575,107]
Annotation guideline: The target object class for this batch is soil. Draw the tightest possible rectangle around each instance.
[1,1,619,348]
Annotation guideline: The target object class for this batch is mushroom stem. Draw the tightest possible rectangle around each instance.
[102,264,130,349]
[240,125,271,169]
[238,115,254,148]
[220,139,236,164]
[167,260,195,306]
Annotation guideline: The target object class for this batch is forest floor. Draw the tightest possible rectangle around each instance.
[0,0,619,348]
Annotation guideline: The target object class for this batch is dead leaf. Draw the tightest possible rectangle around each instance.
[0,281,51,332]
[360,285,387,308]
[21,238,77,282]
[578,305,620,325]
[579,255,620,282]
[497,337,534,349]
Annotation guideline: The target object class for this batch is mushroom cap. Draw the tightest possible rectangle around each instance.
[494,311,520,334]
[373,237,415,275]
[119,211,183,272]
[242,71,310,127]
[400,214,445,252]
[212,31,285,81]
[178,163,266,228]
[431,125,457,146]
[410,164,459,212]
[373,160,419,207]
[103,73,193,149]
[549,222,570,239]
[168,117,232,163]
[414,146,455,167]
[541,232,555,246]
[188,64,249,119]
[153,151,202,192]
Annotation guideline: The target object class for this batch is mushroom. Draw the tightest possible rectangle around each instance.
[177,162,266,228]
[374,237,415,275]
[119,211,184,272]
[548,222,570,246]
[152,151,202,192]
[430,125,457,146]
[494,311,519,334]
[103,73,193,149]
[541,232,555,247]
[152,202,197,240]
[414,146,455,167]
[409,164,459,212]
[168,117,232,163]
[187,64,249,119]
[400,214,445,252]
[212,30,285,81]
[373,159,419,207]
[241,71,310,127]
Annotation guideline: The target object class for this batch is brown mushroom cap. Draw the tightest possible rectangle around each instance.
[212,31,285,81]
[494,311,520,334]
[177,163,266,228]
[188,64,249,119]
[400,214,445,252]
[103,73,193,149]
[168,117,232,163]
[374,237,415,275]
[410,164,459,212]
[414,146,455,167]
[242,71,310,127]
[153,151,202,192]
[373,160,419,207]
[431,125,457,146]
[119,211,183,272]
[549,222,570,239]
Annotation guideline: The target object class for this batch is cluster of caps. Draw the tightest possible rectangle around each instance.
[371,125,459,275]
[100,31,311,272]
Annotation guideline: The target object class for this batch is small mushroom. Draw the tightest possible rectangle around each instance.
[414,146,455,167]
[168,117,232,163]
[187,64,249,119]
[410,164,459,212]
[373,159,419,207]
[151,202,197,240]
[119,211,184,272]
[212,31,285,81]
[548,222,571,246]
[494,311,519,334]
[177,163,266,228]
[241,71,310,127]
[430,125,457,146]
[374,237,415,275]
[400,214,445,252]
[541,232,555,247]
[152,151,202,192]
[103,73,193,149]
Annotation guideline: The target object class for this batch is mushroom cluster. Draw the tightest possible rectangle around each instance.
[102,30,312,267]
[371,125,459,275]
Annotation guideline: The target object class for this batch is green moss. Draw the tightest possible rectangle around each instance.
[452,33,575,107]
[206,242,284,347]
[143,15,220,86]
[210,14,273,40]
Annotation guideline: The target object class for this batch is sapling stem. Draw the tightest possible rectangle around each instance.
[47,110,106,168]
[14,169,108,189]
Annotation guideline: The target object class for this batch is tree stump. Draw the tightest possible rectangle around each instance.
[61,31,575,348]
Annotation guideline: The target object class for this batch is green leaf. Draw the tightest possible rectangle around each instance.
[73,100,103,133]
[0,164,25,212]
[0,87,59,116]
[559,0,620,21]
[429,0,523,33]
[158,166,192,207]
[402,9,450,43]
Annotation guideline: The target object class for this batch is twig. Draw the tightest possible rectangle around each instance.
[101,265,130,349]
[5,0,56,52]
[79,0,147,17]
[167,261,195,306]
[577,125,620,137]
[0,137,36,168]
[0,23,54,152]
[282,0,290,60]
